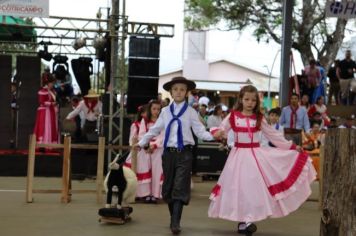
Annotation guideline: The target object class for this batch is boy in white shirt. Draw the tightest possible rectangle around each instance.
[135,77,214,234]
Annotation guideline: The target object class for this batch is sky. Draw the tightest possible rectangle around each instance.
[47,0,306,79]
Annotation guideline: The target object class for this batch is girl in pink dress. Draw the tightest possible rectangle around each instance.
[124,105,147,170]
[209,85,316,235]
[33,74,59,145]
[136,100,164,203]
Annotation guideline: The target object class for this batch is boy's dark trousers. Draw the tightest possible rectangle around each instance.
[162,146,193,234]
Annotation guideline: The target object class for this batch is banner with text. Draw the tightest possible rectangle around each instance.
[326,0,356,19]
[0,0,49,18]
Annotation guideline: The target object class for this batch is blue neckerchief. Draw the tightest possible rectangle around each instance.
[275,123,280,130]
[164,102,188,150]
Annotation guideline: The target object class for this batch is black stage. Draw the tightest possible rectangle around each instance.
[0,142,228,177]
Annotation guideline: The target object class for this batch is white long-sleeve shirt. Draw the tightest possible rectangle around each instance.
[138,101,214,148]
[66,100,102,122]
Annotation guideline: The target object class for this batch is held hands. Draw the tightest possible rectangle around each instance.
[212,130,225,141]
[295,145,303,152]
[132,143,141,151]
[144,144,155,154]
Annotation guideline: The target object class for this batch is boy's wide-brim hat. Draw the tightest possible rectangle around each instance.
[163,76,196,91]
[84,89,100,98]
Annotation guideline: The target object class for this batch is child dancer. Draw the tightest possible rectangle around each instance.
[125,105,147,171]
[209,85,316,236]
[135,77,214,234]
[261,108,284,147]
[136,100,164,203]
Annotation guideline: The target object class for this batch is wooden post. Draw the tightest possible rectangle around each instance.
[320,129,356,236]
[96,136,105,204]
[61,135,71,203]
[26,134,36,203]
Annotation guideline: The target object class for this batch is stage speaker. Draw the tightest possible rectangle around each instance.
[194,143,228,174]
[16,56,41,149]
[126,36,160,114]
[126,77,158,114]
[128,58,159,77]
[129,37,160,58]
[0,55,12,149]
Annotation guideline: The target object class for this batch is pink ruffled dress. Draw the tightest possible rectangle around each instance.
[208,111,316,222]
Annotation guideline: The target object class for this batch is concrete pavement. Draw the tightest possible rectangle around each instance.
[0,177,320,236]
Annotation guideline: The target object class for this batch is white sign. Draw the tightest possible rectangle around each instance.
[0,0,49,18]
[326,0,356,19]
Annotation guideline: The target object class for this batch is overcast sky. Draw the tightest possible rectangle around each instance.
[49,0,307,77]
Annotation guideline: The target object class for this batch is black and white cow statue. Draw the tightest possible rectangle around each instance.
[98,153,137,222]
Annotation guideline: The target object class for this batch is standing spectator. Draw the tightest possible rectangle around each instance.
[327,60,340,105]
[198,104,209,127]
[308,96,331,127]
[280,93,310,145]
[313,61,327,104]
[337,50,356,105]
[304,59,321,104]
[207,105,223,129]
[207,101,215,115]
[338,115,356,129]
[300,94,311,113]
[198,94,209,107]
[33,74,59,146]
[221,105,229,119]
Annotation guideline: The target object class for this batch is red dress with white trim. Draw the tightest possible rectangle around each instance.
[208,111,316,222]
[33,87,59,144]
[135,119,164,199]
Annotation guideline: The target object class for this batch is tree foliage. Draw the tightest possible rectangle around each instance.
[185,0,352,69]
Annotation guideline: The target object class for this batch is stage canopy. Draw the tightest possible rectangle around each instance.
[0,16,36,42]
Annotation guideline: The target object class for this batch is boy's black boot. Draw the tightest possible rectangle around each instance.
[170,200,183,234]
[168,202,174,228]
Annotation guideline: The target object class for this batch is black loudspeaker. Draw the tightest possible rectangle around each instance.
[126,77,158,114]
[126,37,160,114]
[129,37,160,58]
[128,58,159,77]
[16,56,41,149]
[193,143,228,173]
[0,55,12,149]
[127,77,159,96]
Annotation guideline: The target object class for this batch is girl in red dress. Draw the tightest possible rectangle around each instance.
[33,74,59,145]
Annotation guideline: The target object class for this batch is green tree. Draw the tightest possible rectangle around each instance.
[185,0,353,69]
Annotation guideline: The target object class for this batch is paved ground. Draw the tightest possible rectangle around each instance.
[0,177,320,236]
